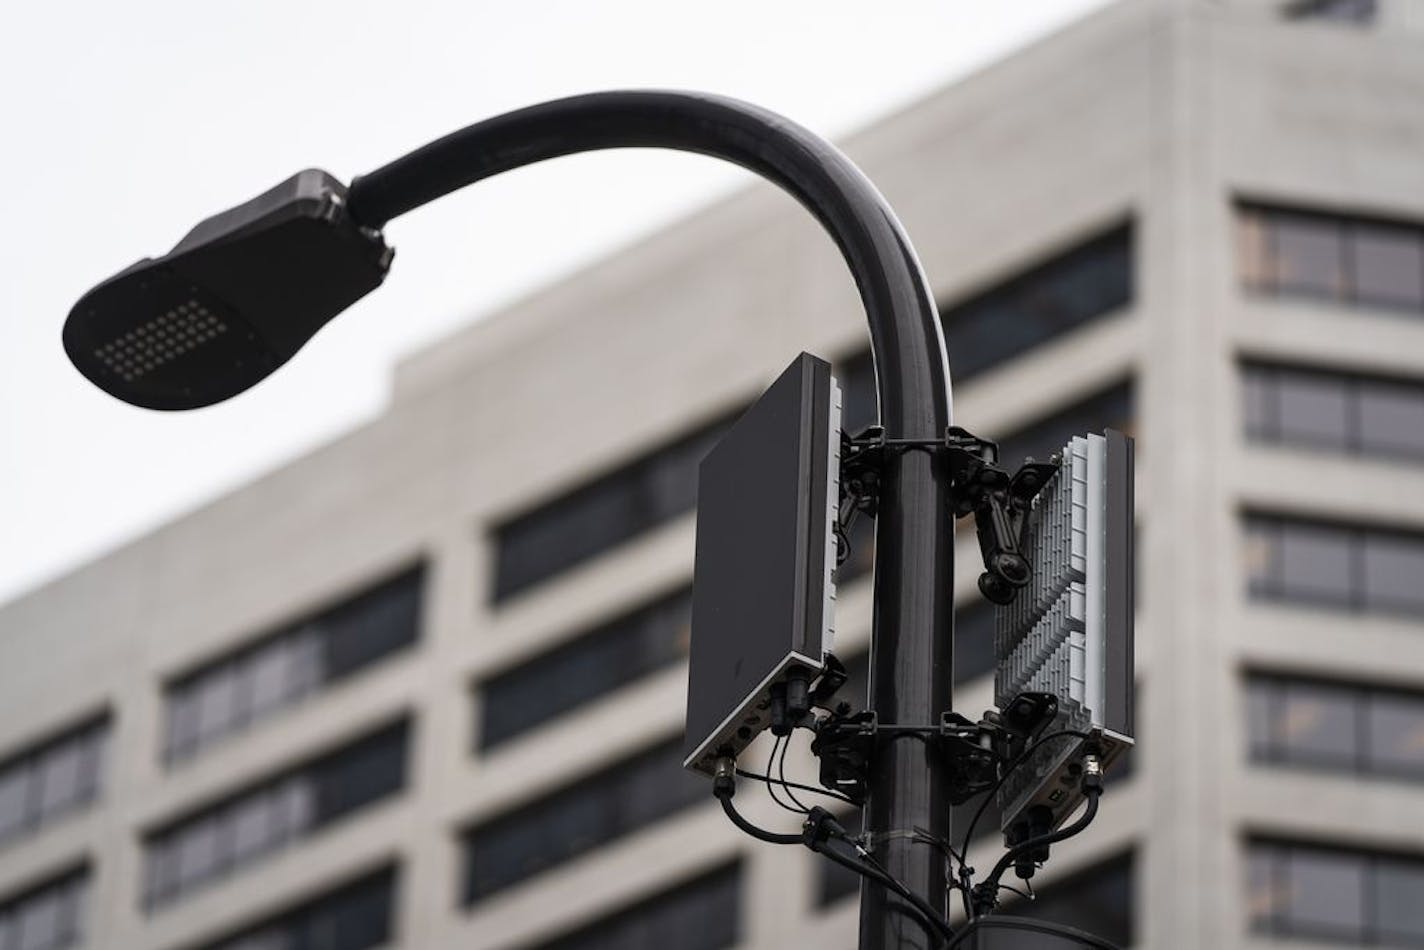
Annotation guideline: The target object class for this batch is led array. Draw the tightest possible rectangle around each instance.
[93,300,228,382]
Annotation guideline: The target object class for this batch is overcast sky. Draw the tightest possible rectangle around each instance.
[0,1,1109,605]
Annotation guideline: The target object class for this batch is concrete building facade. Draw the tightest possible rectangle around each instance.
[2,0,1424,947]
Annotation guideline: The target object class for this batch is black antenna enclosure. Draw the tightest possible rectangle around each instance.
[683,352,840,775]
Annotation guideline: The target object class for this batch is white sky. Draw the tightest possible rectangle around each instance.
[0,0,1109,605]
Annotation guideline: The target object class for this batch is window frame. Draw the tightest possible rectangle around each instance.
[0,715,110,848]
[461,736,706,905]
[1248,839,1424,945]
[162,565,424,765]
[476,586,694,751]
[1246,671,1424,783]
[1238,202,1424,315]
[1244,514,1424,619]
[1241,361,1424,463]
[144,718,411,910]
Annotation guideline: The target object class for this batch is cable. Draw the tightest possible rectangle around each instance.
[734,767,857,806]
[956,862,976,921]
[763,735,805,815]
[812,838,952,948]
[976,788,1102,910]
[907,827,965,873]
[802,811,955,947]
[713,761,954,947]
[943,914,1123,950]
[996,882,1033,901]
[715,789,802,846]
[958,728,1093,856]
[777,731,813,813]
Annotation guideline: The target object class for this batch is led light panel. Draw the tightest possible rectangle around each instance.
[63,169,391,410]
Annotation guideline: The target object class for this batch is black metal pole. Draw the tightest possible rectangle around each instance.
[346,91,957,948]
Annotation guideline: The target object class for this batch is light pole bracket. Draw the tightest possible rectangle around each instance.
[836,425,1059,605]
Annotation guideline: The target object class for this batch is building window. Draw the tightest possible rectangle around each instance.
[1286,0,1377,24]
[0,718,108,847]
[478,588,692,750]
[462,738,704,904]
[145,719,409,909]
[1249,840,1424,945]
[941,223,1133,383]
[954,600,997,685]
[1243,362,1424,462]
[492,414,735,603]
[0,868,89,950]
[815,811,864,907]
[835,604,996,714]
[1247,674,1424,782]
[1240,204,1424,314]
[534,863,740,950]
[995,382,1135,469]
[163,567,423,764]
[199,866,397,950]
[838,350,878,436]
[488,251,1135,607]
[1245,515,1424,617]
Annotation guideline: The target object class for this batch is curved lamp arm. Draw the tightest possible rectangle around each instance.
[349,93,959,949]
[62,90,958,949]
[348,90,952,437]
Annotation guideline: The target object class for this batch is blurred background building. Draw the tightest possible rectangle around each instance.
[2,0,1423,947]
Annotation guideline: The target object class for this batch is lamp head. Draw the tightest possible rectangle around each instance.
[63,169,393,410]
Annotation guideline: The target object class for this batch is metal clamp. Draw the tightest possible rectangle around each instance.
[808,692,1060,808]
[835,425,1059,604]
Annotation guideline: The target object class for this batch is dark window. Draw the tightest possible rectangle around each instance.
[0,718,108,847]
[836,223,1131,435]
[835,606,998,715]
[535,864,740,950]
[954,600,997,685]
[492,416,733,602]
[462,739,705,904]
[146,720,409,910]
[164,567,423,764]
[1286,0,1378,23]
[1246,673,1424,782]
[815,828,863,907]
[1245,515,1424,617]
[837,652,870,712]
[1239,204,1424,314]
[199,866,396,950]
[1242,363,1424,462]
[995,382,1135,469]
[1249,840,1424,945]
[987,852,1134,948]
[838,350,879,436]
[942,224,1133,383]
[478,588,692,750]
[0,868,89,950]
[834,349,885,582]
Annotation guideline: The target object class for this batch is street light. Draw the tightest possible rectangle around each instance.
[63,169,392,410]
[65,90,956,949]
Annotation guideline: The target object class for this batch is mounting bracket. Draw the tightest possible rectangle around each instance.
[835,425,1059,603]
[809,689,1060,807]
